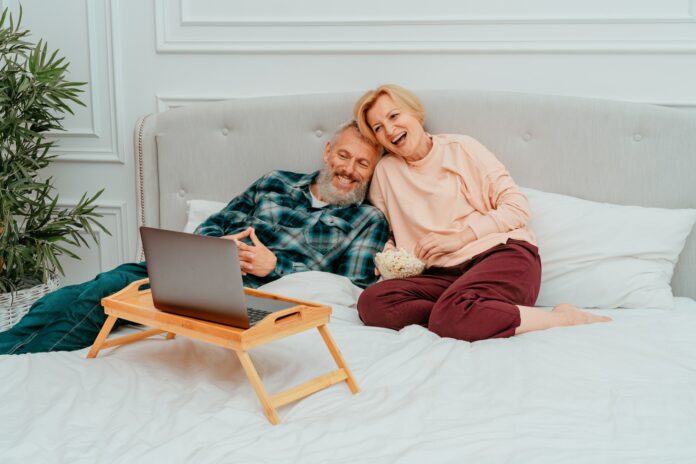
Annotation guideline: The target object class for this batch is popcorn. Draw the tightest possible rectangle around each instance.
[374,248,425,279]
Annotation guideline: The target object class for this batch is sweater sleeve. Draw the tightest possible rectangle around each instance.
[463,139,531,239]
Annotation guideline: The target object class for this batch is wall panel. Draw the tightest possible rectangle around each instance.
[3,0,122,162]
[3,0,695,284]
[56,203,129,286]
[155,0,696,53]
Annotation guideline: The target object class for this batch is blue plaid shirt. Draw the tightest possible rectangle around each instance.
[195,170,389,289]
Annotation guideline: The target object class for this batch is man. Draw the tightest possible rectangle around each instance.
[0,121,388,354]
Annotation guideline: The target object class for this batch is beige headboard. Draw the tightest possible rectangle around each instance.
[135,91,696,299]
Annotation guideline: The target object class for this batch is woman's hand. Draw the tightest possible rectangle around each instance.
[414,228,475,262]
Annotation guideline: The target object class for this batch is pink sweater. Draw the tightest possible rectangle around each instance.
[368,133,536,268]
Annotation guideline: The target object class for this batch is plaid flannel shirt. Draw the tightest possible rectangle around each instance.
[195,170,388,289]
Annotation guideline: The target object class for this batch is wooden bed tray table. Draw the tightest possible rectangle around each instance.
[87,278,359,425]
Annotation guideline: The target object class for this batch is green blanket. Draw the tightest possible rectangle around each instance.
[0,262,149,354]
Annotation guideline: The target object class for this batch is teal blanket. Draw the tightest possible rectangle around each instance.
[0,262,149,354]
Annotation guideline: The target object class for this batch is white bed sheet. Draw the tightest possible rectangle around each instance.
[1,272,696,463]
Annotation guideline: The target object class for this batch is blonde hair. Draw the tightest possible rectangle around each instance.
[353,84,426,144]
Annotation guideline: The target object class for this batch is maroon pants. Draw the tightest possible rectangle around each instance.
[358,239,541,342]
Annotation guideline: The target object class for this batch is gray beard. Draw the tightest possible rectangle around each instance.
[314,168,368,206]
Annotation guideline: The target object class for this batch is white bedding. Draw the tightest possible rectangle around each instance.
[2,272,696,463]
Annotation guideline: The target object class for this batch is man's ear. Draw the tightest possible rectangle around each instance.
[322,142,331,162]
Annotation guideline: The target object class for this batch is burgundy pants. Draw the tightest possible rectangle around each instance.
[358,239,541,342]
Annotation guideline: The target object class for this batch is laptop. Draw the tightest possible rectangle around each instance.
[139,226,296,329]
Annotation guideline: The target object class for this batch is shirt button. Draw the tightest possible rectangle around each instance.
[633,133,642,142]
[222,127,230,136]
[315,129,323,138]
[178,189,186,198]
[522,132,532,142]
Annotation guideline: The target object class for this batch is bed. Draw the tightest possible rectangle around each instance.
[2,91,696,463]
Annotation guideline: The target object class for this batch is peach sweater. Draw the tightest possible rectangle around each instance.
[368,133,536,268]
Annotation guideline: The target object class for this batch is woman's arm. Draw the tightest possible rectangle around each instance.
[462,137,531,239]
[467,171,531,239]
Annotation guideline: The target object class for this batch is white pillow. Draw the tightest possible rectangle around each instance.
[522,188,696,309]
[258,271,363,309]
[183,199,227,233]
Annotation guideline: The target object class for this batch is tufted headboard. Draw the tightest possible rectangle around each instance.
[134,90,696,299]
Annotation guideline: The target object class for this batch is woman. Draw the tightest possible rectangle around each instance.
[354,84,610,342]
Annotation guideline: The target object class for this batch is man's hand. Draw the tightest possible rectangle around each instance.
[222,227,277,277]
[414,228,475,262]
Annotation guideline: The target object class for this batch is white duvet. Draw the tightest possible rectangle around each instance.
[1,271,696,463]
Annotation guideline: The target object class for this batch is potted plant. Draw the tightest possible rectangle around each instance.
[0,7,109,330]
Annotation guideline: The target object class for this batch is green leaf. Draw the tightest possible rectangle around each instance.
[0,12,99,288]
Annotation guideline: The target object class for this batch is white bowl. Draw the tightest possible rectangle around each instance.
[374,249,425,279]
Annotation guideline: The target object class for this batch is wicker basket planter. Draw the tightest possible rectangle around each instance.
[0,278,59,332]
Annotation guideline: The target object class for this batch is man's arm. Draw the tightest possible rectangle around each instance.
[225,227,277,277]
[336,210,390,288]
[224,225,309,281]
[194,175,265,237]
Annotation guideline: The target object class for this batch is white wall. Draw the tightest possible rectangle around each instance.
[3,0,696,285]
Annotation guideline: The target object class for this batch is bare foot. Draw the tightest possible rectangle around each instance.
[551,303,612,327]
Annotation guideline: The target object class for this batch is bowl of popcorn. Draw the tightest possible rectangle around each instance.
[374,248,426,279]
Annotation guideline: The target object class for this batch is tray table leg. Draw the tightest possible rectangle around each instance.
[87,315,118,359]
[235,350,281,425]
[317,324,360,394]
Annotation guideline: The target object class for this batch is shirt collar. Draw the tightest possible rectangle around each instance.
[297,171,319,187]
[297,171,320,206]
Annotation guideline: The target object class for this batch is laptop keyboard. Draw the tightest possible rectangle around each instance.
[247,307,272,325]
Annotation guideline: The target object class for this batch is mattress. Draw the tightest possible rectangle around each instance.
[1,271,695,463]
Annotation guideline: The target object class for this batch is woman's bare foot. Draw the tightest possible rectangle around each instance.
[551,303,612,326]
[515,303,612,335]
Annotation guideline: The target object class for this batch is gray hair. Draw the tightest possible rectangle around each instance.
[314,120,378,206]
[328,120,380,150]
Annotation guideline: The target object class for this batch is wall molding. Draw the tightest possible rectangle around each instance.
[156,93,696,112]
[2,0,123,163]
[156,40,696,54]
[52,0,122,163]
[108,0,129,169]
[178,1,696,25]
[156,95,231,112]
[56,201,129,271]
[179,17,696,26]
[37,0,99,140]
[156,0,696,53]
[47,0,100,140]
